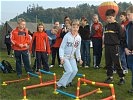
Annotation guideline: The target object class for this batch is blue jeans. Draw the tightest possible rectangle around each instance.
[81,40,91,66]
[14,50,32,75]
[119,46,128,70]
[127,55,133,87]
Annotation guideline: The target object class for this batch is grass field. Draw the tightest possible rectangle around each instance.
[0,49,133,100]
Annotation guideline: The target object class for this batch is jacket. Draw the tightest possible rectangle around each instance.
[10,27,30,50]
[59,32,81,61]
[30,31,51,54]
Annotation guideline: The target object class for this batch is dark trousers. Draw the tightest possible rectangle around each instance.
[92,38,102,67]
[51,47,60,65]
[14,50,32,75]
[6,43,11,55]
[36,51,49,71]
[105,45,125,77]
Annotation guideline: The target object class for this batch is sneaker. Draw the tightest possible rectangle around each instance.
[84,66,89,68]
[123,70,128,74]
[113,70,117,73]
[117,79,125,85]
[59,64,63,67]
[128,88,133,93]
[66,82,73,87]
[56,85,66,89]
[49,65,54,68]
[104,77,113,84]
[94,66,100,69]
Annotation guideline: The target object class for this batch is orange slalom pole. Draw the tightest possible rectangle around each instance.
[80,78,94,84]
[23,87,27,100]
[79,88,99,99]
[54,73,57,90]
[95,82,110,87]
[101,96,114,100]
[110,84,115,100]
[25,81,55,89]
[76,78,81,98]
[4,78,29,84]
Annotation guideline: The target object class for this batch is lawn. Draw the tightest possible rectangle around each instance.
[0,49,133,100]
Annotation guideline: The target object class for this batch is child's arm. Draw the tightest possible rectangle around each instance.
[59,35,67,62]
[75,37,81,61]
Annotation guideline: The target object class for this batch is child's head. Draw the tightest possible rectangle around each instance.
[54,21,60,27]
[37,22,45,32]
[126,5,133,21]
[17,18,26,30]
[120,12,128,22]
[81,16,87,26]
[71,19,80,34]
[92,14,99,23]
[105,9,116,23]
[51,26,60,34]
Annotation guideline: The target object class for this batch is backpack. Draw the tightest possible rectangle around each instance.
[1,60,16,73]
[0,62,7,73]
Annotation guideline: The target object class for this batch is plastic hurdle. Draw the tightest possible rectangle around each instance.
[23,69,57,100]
[56,78,115,100]
[76,78,116,100]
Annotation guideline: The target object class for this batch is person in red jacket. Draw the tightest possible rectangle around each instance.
[91,14,103,68]
[10,18,32,78]
[30,22,50,72]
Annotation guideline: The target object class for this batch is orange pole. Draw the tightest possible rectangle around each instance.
[25,81,54,89]
[80,78,94,84]
[23,87,27,100]
[79,88,99,99]
[101,96,113,100]
[83,74,87,84]
[95,82,110,87]
[76,78,81,98]
[54,73,57,90]
[110,84,115,100]
[4,78,29,84]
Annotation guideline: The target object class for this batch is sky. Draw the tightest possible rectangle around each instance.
[0,0,133,24]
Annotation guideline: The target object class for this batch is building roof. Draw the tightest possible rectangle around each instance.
[6,21,53,33]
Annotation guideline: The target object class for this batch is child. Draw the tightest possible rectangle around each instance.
[119,11,129,73]
[10,18,32,78]
[57,19,82,88]
[49,23,63,68]
[91,14,103,69]
[124,5,133,93]
[103,9,125,85]
[30,23,51,72]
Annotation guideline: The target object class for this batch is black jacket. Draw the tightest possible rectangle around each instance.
[78,25,90,40]
[104,22,122,45]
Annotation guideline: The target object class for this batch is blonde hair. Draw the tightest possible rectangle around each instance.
[17,18,25,24]
[71,19,80,26]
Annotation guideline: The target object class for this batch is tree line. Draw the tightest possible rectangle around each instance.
[10,2,132,24]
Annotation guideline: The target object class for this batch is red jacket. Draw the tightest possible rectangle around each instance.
[30,31,51,54]
[121,20,129,32]
[52,29,62,48]
[91,22,103,38]
[10,27,30,50]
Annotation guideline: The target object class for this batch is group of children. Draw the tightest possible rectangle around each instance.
[9,5,133,94]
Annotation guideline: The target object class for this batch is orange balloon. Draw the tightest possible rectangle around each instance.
[98,1,119,21]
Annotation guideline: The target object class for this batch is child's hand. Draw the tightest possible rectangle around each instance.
[60,59,64,64]
[125,48,132,55]
[79,59,83,65]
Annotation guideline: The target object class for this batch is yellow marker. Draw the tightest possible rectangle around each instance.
[92,81,95,85]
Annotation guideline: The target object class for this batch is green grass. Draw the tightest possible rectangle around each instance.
[0,49,133,100]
